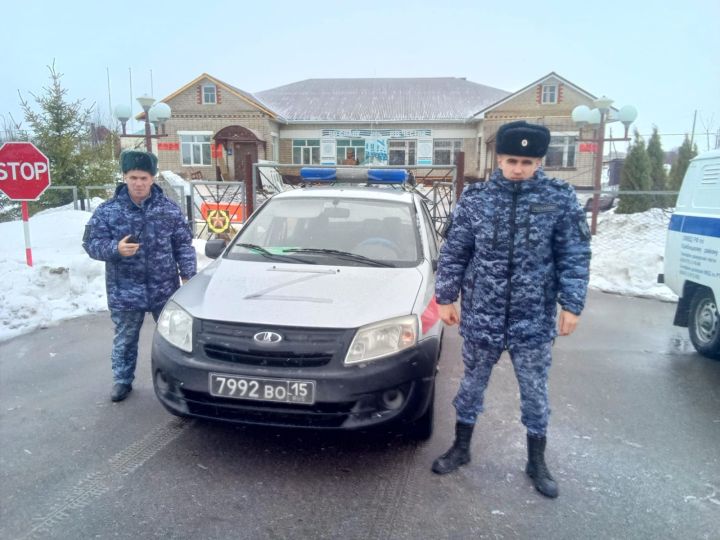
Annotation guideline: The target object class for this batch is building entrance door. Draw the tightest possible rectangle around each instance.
[233,143,258,180]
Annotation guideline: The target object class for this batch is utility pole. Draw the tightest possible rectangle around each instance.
[690,110,697,147]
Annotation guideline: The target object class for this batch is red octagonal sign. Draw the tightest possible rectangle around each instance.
[0,142,52,201]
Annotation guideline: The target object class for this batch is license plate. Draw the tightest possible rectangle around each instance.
[209,373,315,405]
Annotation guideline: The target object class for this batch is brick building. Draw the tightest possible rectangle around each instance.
[142,71,607,188]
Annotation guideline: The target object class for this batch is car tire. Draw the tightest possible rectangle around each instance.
[407,384,435,441]
[688,287,720,360]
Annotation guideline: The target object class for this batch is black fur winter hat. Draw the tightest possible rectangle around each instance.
[120,150,158,175]
[495,121,551,158]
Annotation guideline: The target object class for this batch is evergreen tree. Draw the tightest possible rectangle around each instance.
[646,126,667,208]
[18,62,117,213]
[668,135,698,194]
[0,117,30,221]
[616,130,653,214]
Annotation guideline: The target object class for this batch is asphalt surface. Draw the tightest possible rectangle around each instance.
[1,290,719,540]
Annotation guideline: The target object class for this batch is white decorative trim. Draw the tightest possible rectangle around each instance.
[321,128,432,138]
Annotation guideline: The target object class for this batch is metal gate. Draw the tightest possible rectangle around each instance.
[188,180,246,239]
[252,163,457,234]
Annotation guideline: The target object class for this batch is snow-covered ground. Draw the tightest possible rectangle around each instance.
[0,201,676,342]
[590,207,676,302]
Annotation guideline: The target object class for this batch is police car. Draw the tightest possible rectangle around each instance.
[662,150,720,359]
[151,168,443,438]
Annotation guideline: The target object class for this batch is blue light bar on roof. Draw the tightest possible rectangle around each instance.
[300,167,408,184]
[367,169,408,184]
[300,168,337,181]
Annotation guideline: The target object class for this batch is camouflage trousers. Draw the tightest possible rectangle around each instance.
[453,340,553,437]
[110,309,161,385]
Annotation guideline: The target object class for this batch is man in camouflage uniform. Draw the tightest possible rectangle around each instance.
[432,121,591,498]
[83,150,196,402]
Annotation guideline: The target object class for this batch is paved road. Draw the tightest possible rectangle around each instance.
[1,291,719,540]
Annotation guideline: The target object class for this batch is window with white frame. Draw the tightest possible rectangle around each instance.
[389,140,416,165]
[292,139,320,164]
[541,84,557,104]
[433,139,463,165]
[336,139,365,164]
[544,134,577,168]
[180,132,213,166]
[203,84,217,104]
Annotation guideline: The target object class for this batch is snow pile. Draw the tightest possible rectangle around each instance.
[0,203,676,342]
[590,208,677,301]
[0,208,107,341]
[0,202,212,342]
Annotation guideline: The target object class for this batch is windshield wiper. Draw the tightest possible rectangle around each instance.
[235,243,316,264]
[282,248,393,267]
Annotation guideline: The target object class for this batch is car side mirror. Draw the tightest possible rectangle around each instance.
[205,238,227,259]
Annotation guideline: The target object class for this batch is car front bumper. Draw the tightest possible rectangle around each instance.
[151,331,440,431]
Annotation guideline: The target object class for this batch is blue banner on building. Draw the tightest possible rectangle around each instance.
[362,138,388,165]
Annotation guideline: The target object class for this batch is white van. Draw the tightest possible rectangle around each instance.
[663,149,720,359]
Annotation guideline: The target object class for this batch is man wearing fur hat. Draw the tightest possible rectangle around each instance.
[432,121,591,498]
[83,150,196,402]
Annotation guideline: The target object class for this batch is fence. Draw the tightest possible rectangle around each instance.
[163,164,456,240]
[252,163,458,235]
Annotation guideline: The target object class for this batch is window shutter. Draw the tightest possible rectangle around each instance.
[196,85,202,104]
[216,87,222,104]
[536,85,542,104]
[557,83,564,103]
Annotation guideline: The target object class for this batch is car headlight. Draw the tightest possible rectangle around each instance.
[157,301,193,353]
[344,315,418,365]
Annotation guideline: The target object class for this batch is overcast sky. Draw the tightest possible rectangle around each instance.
[2,0,717,151]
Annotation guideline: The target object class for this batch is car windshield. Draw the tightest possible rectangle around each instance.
[226,196,421,267]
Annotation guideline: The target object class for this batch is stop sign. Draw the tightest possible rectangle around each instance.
[0,142,52,201]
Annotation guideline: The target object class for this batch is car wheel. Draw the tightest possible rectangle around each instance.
[688,287,720,360]
[407,384,435,441]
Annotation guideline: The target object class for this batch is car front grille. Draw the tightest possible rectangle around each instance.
[203,344,332,367]
[197,319,354,368]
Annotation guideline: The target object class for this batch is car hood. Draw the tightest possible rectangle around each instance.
[173,259,424,328]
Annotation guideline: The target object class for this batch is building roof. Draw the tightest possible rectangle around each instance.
[471,71,602,119]
[255,78,510,123]
[142,73,280,120]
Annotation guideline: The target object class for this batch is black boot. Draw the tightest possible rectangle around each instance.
[111,383,132,402]
[431,422,474,474]
[525,434,559,498]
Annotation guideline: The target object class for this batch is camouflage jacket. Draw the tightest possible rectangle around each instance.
[83,183,197,312]
[436,169,591,348]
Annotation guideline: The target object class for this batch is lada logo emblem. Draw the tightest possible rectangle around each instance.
[253,331,283,344]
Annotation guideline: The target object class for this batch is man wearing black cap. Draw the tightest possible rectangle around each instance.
[83,150,196,402]
[432,121,591,498]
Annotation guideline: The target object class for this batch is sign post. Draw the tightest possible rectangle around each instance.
[0,142,52,267]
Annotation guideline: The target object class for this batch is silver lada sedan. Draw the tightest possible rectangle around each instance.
[151,169,444,439]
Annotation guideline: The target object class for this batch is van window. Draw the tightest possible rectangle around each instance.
[691,162,720,209]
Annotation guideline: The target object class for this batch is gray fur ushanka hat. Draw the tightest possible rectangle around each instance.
[120,150,158,175]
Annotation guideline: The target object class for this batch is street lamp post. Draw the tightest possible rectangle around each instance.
[572,97,637,235]
[114,95,171,153]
